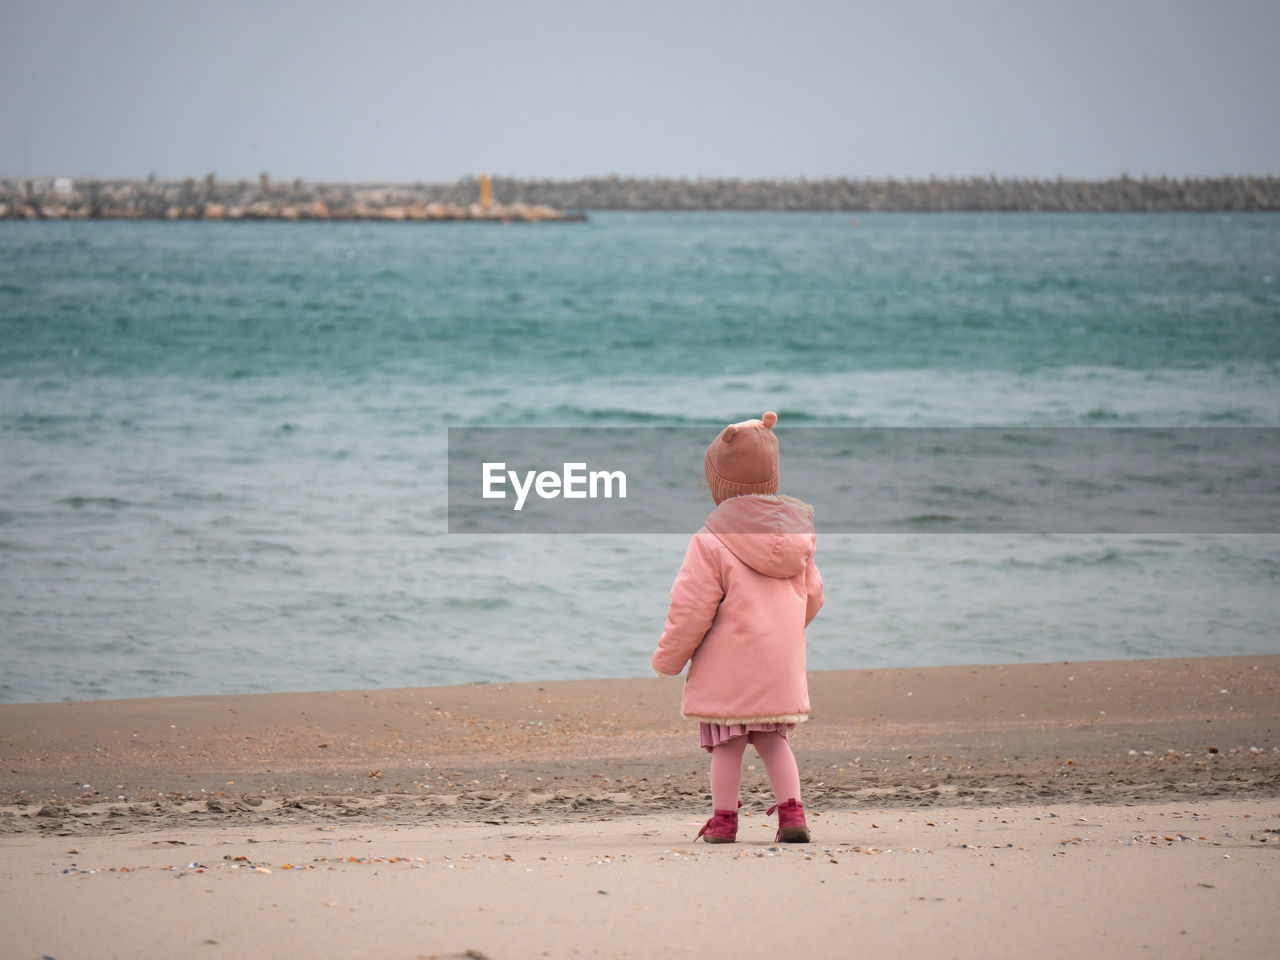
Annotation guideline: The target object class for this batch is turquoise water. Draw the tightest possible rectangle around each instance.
[2,212,1279,702]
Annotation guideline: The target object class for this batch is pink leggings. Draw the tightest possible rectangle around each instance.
[709,732,802,811]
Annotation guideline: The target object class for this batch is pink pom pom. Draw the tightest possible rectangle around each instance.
[761,411,778,429]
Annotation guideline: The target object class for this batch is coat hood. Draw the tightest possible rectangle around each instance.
[702,494,816,579]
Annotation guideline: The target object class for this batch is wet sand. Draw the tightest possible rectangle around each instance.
[2,656,1277,958]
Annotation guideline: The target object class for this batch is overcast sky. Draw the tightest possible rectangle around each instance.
[3,0,1277,182]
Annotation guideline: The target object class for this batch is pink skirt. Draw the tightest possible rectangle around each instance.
[699,722,796,753]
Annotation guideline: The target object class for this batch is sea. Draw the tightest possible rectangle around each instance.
[1,211,1278,704]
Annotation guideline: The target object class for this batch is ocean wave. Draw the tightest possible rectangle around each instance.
[544,405,704,425]
[431,365,1280,428]
[58,495,131,510]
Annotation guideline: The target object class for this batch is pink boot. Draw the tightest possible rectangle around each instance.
[694,808,739,843]
[766,798,810,843]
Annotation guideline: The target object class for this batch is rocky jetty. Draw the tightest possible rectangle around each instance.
[0,173,584,222]
[2,173,1277,219]
[488,174,1280,212]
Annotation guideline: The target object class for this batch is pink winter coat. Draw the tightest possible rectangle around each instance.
[652,494,824,725]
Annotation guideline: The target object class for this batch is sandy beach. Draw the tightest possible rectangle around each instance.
[3,656,1278,958]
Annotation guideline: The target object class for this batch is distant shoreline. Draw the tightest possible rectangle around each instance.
[0,174,585,223]
[3,173,1278,219]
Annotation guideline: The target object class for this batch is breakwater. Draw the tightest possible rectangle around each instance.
[3,173,1277,218]
[492,174,1280,212]
[0,174,583,222]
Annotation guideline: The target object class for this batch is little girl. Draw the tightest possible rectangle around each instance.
[652,411,824,843]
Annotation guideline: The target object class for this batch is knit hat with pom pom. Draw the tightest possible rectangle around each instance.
[704,411,780,505]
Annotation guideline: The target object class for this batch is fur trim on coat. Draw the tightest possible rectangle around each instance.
[682,713,810,726]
